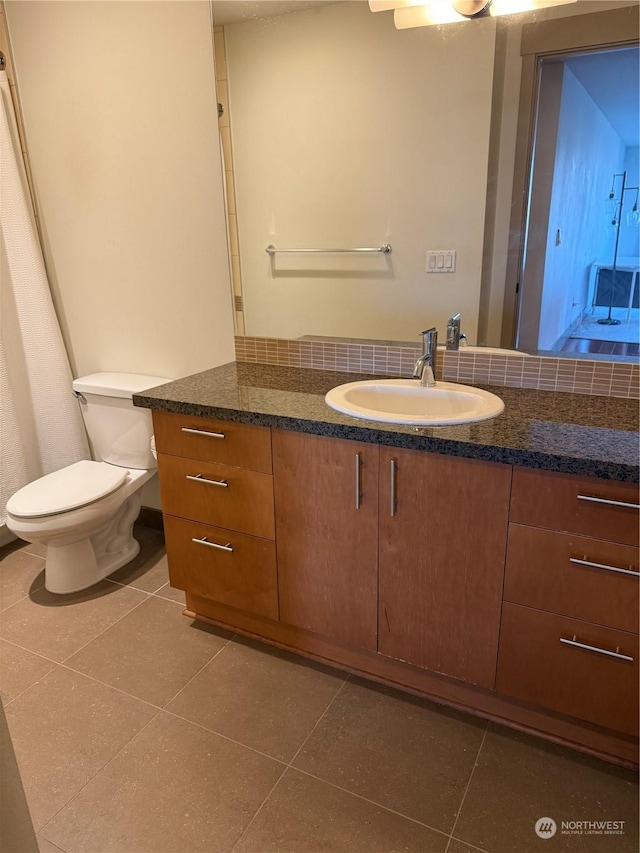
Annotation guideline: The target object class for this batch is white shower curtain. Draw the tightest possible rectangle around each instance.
[0,69,89,528]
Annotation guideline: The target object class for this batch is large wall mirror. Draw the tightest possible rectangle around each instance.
[211,0,639,361]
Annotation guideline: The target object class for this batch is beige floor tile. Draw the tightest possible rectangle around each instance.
[40,711,284,853]
[65,596,232,707]
[154,581,186,605]
[0,581,147,663]
[166,637,346,760]
[454,724,639,853]
[5,666,157,831]
[293,676,487,833]
[107,524,169,593]
[0,548,45,612]
[235,768,449,852]
[0,640,57,705]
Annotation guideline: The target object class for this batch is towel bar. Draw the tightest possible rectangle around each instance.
[266,243,392,255]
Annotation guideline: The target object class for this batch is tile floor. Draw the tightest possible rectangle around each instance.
[1,523,638,853]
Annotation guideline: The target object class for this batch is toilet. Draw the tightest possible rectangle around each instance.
[5,372,170,594]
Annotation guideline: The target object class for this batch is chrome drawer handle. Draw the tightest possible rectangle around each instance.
[192,536,233,553]
[390,458,397,517]
[560,635,634,663]
[186,474,229,488]
[577,494,639,511]
[355,453,362,510]
[569,556,638,578]
[181,427,226,439]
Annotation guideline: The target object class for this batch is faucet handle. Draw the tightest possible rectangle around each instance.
[420,327,438,350]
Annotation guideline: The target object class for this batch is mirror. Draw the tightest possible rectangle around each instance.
[212,0,639,360]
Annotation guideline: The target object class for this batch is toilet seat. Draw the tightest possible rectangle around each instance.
[6,461,128,519]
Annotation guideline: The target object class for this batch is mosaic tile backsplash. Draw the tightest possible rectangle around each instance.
[235,336,639,400]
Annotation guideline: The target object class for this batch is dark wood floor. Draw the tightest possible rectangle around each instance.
[561,338,639,357]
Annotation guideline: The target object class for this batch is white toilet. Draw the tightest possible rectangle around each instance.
[5,372,169,594]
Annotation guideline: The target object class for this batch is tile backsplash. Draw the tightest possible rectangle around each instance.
[235,336,639,400]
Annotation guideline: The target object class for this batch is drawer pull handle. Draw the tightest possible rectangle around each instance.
[390,458,397,517]
[181,427,226,439]
[192,536,233,553]
[355,453,362,510]
[560,635,634,663]
[577,494,640,511]
[570,556,638,578]
[186,474,229,488]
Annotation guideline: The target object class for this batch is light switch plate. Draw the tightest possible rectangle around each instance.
[426,250,456,273]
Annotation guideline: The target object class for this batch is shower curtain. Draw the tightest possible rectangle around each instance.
[0,69,88,529]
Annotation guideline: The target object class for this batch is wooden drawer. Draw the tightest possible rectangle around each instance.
[505,524,639,633]
[164,516,278,620]
[510,468,639,546]
[152,410,272,473]
[496,603,639,736]
[157,453,275,540]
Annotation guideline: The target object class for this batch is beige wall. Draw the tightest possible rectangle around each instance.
[5,0,235,381]
[225,1,496,344]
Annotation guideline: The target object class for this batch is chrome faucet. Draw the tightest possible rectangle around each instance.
[445,313,467,350]
[413,327,438,387]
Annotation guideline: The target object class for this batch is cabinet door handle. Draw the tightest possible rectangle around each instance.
[192,536,233,553]
[560,635,634,662]
[355,453,362,510]
[390,458,397,517]
[569,556,639,578]
[186,474,229,488]
[577,494,640,511]
[181,427,226,439]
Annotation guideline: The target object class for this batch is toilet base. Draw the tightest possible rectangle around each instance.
[44,491,143,594]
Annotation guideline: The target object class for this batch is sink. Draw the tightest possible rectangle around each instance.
[325,379,504,426]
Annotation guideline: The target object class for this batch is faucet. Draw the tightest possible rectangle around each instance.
[413,327,438,387]
[445,313,467,350]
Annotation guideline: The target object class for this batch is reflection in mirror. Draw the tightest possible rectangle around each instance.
[211,0,639,362]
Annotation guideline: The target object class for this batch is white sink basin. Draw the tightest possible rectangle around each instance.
[325,379,504,426]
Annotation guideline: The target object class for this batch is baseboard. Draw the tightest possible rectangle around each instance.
[138,507,164,531]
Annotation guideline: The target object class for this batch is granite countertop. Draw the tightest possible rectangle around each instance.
[134,362,640,483]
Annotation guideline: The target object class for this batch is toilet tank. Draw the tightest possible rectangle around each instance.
[72,373,170,469]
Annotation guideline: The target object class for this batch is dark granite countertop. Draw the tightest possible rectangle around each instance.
[134,362,640,483]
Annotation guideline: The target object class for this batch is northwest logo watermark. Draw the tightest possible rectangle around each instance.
[535,817,626,839]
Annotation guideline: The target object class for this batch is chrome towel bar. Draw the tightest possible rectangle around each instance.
[266,243,392,255]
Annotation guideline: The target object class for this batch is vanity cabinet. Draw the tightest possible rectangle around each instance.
[153,411,278,620]
[378,448,511,688]
[496,468,640,736]
[150,409,639,766]
[272,430,379,652]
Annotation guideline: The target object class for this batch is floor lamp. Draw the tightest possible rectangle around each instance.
[598,170,639,326]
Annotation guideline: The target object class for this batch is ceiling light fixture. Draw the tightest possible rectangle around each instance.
[368,0,577,29]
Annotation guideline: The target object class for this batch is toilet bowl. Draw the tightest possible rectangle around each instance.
[5,372,169,594]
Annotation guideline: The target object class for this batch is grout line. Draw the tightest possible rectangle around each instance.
[56,663,164,713]
[444,725,489,853]
[229,673,351,852]
[159,632,235,711]
[57,586,152,666]
[37,707,164,842]
[292,765,451,840]
[162,708,289,768]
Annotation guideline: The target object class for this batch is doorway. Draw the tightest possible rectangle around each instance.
[501,3,640,357]
[518,45,639,355]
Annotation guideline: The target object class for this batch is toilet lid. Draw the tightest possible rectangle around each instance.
[6,461,128,519]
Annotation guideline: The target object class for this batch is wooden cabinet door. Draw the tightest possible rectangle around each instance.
[273,430,379,652]
[378,448,511,688]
